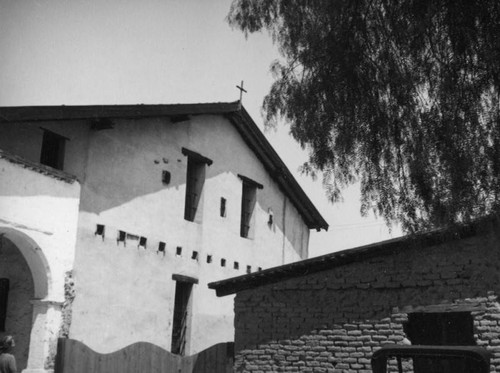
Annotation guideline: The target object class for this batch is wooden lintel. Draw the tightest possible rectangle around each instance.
[172,274,199,284]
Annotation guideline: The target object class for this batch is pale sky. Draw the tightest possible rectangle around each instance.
[0,0,402,257]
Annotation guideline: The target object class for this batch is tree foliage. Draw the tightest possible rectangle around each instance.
[228,0,500,232]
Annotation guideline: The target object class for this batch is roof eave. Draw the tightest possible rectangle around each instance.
[226,108,328,231]
[208,215,499,297]
[0,102,242,123]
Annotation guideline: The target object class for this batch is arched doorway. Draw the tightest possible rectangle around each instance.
[0,228,50,372]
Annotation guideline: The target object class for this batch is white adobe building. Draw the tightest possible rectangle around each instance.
[0,102,328,372]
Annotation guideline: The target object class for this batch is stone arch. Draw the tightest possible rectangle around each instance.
[0,227,55,372]
[0,227,50,300]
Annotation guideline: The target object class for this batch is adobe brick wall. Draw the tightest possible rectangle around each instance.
[234,230,500,372]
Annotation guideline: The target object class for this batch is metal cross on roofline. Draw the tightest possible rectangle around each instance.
[236,80,247,103]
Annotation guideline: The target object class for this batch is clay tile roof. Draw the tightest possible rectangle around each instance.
[0,149,77,183]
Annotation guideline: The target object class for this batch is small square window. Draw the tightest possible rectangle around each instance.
[246,265,251,274]
[176,246,182,256]
[162,170,171,185]
[139,237,147,249]
[192,251,198,260]
[221,258,226,267]
[234,261,239,270]
[117,231,126,244]
[95,224,105,237]
[206,255,212,263]
[158,242,166,254]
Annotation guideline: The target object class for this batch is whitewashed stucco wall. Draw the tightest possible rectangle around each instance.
[0,154,81,372]
[0,114,314,359]
[69,115,311,354]
[0,157,81,302]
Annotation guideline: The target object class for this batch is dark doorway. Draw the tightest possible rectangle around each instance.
[405,312,475,373]
[171,281,193,355]
[0,279,9,332]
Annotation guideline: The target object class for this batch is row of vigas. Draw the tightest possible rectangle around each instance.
[93,223,264,273]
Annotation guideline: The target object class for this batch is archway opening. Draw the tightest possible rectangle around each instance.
[0,229,50,371]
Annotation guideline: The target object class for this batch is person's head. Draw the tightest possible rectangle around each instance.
[0,336,14,352]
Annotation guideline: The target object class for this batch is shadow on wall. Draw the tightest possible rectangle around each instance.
[86,119,310,261]
[0,119,307,259]
[234,232,500,349]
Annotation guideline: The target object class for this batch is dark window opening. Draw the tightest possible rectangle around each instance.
[240,182,257,238]
[234,261,239,270]
[176,246,182,256]
[95,224,105,237]
[117,231,126,244]
[191,251,198,261]
[405,312,475,373]
[221,258,226,267]
[206,255,212,263]
[158,242,166,254]
[162,170,171,185]
[405,312,475,346]
[40,129,66,170]
[184,157,206,222]
[171,281,193,355]
[220,197,227,217]
[0,279,9,332]
[246,265,251,274]
[139,237,147,249]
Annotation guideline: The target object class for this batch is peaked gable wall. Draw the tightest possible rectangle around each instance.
[65,114,310,354]
[0,103,325,370]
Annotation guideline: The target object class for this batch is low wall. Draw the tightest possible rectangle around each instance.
[54,338,234,373]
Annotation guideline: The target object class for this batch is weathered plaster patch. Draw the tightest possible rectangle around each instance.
[60,271,75,339]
